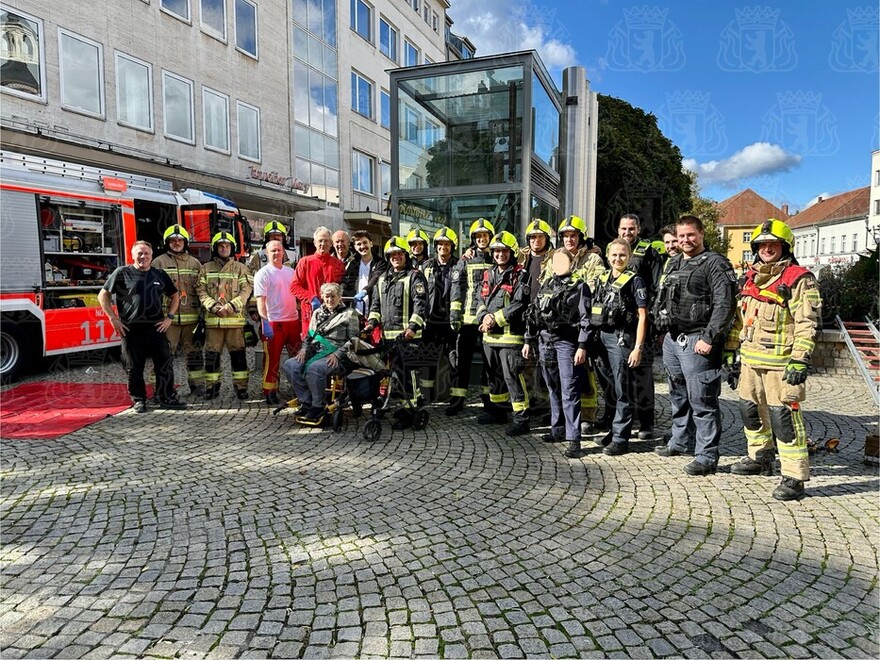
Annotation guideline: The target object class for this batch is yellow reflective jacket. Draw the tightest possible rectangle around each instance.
[152,251,203,325]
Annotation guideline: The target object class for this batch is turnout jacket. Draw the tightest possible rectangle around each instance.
[731,259,821,369]
[152,251,203,324]
[420,256,459,325]
[197,257,253,328]
[450,249,492,326]
[475,263,532,347]
[368,267,429,339]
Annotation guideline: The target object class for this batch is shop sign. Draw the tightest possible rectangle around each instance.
[247,166,310,194]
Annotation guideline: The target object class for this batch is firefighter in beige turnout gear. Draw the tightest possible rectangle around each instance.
[197,232,254,400]
[152,225,205,395]
[730,219,821,501]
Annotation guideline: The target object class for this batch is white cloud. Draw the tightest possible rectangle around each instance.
[448,0,578,71]
[803,193,832,209]
[683,142,802,185]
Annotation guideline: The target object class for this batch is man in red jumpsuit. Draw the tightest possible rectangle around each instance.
[290,226,345,338]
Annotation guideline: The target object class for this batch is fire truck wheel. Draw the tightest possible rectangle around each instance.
[0,323,27,383]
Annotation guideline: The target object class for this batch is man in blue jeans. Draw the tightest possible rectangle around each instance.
[652,216,737,475]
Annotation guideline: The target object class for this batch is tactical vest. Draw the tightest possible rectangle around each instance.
[626,239,652,275]
[654,252,714,334]
[590,271,635,329]
[740,264,810,307]
[535,276,582,332]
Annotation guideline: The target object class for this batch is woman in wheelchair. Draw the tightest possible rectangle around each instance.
[282,283,360,422]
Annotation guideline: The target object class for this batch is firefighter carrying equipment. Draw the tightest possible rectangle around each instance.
[590,271,636,329]
[433,227,458,247]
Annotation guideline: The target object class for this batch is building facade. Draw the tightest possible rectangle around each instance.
[716,188,789,272]
[789,186,871,273]
[0,0,464,254]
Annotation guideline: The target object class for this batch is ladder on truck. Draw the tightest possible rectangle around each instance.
[836,316,880,406]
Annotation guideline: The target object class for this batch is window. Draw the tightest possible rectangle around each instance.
[423,4,429,23]
[237,101,260,161]
[875,169,880,186]
[742,232,751,242]
[0,7,46,102]
[875,199,880,215]
[432,11,439,32]
[162,71,194,143]
[424,55,433,64]
[853,233,859,252]
[351,71,373,119]
[380,89,390,129]
[161,0,190,21]
[379,18,397,61]
[116,52,153,131]
[351,0,371,42]
[59,29,104,117]
[234,0,257,57]
[380,161,391,200]
[820,237,826,254]
[742,250,753,263]
[422,119,439,148]
[293,0,336,47]
[203,87,229,152]
[404,40,419,66]
[411,0,420,12]
[200,0,226,39]
[403,105,419,142]
[841,235,847,252]
[352,150,374,194]
[830,236,836,253]
[810,238,814,255]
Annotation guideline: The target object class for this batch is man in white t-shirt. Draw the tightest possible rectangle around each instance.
[254,240,302,405]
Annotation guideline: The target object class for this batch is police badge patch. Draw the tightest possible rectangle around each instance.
[415,282,426,295]
[452,270,460,281]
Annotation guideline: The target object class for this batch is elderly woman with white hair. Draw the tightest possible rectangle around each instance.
[290,226,345,338]
[282,282,360,422]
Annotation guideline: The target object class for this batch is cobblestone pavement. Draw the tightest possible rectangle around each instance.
[1,352,879,659]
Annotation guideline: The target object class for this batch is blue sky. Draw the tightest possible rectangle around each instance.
[448,0,878,213]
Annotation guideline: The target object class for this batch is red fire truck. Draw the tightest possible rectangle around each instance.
[0,150,251,382]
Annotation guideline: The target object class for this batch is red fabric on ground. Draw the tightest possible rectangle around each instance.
[0,382,135,440]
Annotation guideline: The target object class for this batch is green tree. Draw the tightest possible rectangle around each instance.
[595,94,692,244]
[687,173,730,256]
[818,247,880,323]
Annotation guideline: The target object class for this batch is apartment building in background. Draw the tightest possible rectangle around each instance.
[716,188,789,272]
[0,0,471,252]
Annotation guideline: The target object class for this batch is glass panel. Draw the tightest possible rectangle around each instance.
[324,136,339,168]
[404,41,418,66]
[323,79,338,137]
[531,72,559,170]
[294,123,311,158]
[352,152,373,193]
[117,55,151,129]
[310,129,325,163]
[238,103,260,159]
[323,44,336,78]
[0,9,44,100]
[295,158,310,185]
[308,34,322,67]
[293,26,308,61]
[351,0,370,41]
[380,161,391,199]
[307,0,323,36]
[380,90,390,129]
[293,0,308,24]
[201,0,225,36]
[309,68,325,130]
[203,89,229,151]
[293,61,310,123]
[351,72,372,118]
[60,33,102,115]
[397,193,522,242]
[323,0,336,46]
[162,0,190,20]
[397,66,524,189]
[235,0,257,56]
[379,19,397,61]
[530,195,557,229]
[163,74,193,141]
[325,168,339,205]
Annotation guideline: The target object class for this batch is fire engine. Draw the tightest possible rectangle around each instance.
[0,150,251,382]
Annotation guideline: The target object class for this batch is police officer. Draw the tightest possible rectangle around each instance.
[476,231,532,436]
[589,239,649,456]
[556,215,605,434]
[524,249,591,457]
[420,228,459,401]
[406,227,430,269]
[247,221,296,273]
[197,232,254,400]
[447,218,495,416]
[653,215,737,475]
[618,213,663,439]
[152,225,205,396]
[730,220,821,501]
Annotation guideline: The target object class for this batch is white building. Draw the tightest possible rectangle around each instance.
[790,186,871,273]
[870,149,880,248]
[0,0,470,253]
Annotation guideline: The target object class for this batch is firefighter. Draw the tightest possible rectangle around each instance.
[556,215,605,434]
[518,219,554,415]
[420,227,459,401]
[406,227,430,269]
[589,239,649,456]
[197,231,254,400]
[653,215,738,476]
[524,248,591,457]
[151,224,205,396]
[729,219,821,501]
[247,220,296,273]
[447,218,495,416]
[476,231,532,436]
[618,213,663,439]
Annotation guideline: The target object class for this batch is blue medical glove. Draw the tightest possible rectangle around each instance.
[353,290,367,303]
[310,296,321,310]
[261,319,274,339]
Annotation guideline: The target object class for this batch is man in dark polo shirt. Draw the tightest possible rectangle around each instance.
[98,241,187,412]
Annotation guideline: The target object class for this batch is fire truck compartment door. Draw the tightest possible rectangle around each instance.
[1,190,42,292]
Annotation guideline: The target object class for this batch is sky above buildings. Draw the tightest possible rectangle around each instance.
[448,0,877,213]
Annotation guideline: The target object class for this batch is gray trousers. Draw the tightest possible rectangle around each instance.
[662,333,723,466]
[282,356,342,409]
[538,336,581,440]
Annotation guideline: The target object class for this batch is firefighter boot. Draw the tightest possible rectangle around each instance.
[505,420,530,437]
[772,477,805,501]
[730,455,774,476]
[445,397,465,416]
[204,383,221,400]
[188,380,205,398]
[564,439,582,458]
[235,387,250,401]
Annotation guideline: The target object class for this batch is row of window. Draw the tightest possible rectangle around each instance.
[158,0,258,58]
[793,234,861,257]
[351,0,435,67]
[352,149,391,199]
